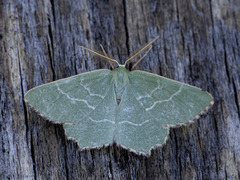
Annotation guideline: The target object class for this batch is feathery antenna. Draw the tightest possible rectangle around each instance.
[79,45,119,68]
[124,36,159,67]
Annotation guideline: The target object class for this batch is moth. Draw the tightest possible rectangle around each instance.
[25,36,213,155]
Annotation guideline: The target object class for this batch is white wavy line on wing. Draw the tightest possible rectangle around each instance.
[119,119,150,126]
[136,94,151,101]
[146,85,183,111]
[89,117,115,124]
[57,85,95,110]
[81,84,105,98]
[136,81,165,101]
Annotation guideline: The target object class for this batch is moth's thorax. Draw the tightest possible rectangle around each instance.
[112,66,130,101]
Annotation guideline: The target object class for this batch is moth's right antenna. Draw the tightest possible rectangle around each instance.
[99,44,114,69]
[79,45,119,68]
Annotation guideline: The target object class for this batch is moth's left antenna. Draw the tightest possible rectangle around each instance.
[124,36,159,68]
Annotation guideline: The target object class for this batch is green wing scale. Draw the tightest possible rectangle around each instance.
[25,37,213,155]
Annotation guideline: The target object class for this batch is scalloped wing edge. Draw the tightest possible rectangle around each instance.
[25,96,214,157]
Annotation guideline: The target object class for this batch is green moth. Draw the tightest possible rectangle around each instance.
[25,36,214,155]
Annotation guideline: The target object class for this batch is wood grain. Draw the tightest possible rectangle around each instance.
[0,0,239,179]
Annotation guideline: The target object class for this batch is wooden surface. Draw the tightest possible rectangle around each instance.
[0,0,240,179]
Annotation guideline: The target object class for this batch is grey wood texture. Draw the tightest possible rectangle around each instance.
[0,0,239,179]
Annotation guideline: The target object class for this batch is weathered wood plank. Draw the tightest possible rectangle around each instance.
[0,0,239,179]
